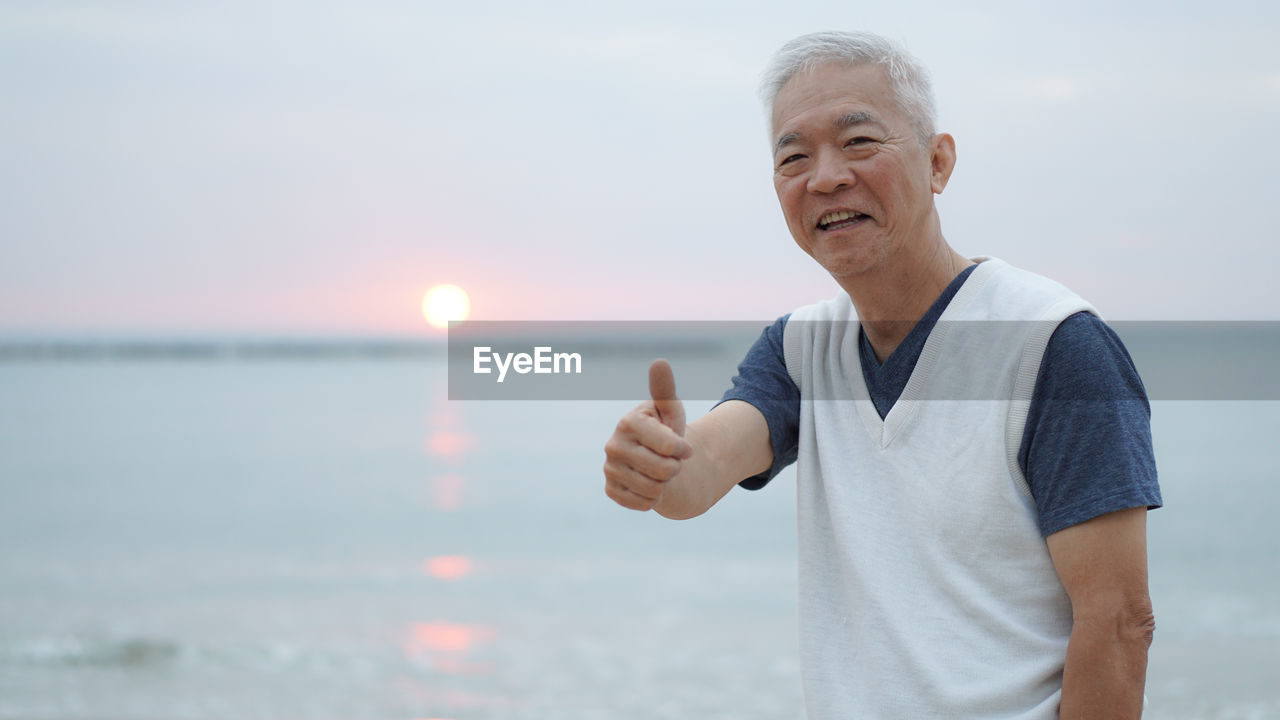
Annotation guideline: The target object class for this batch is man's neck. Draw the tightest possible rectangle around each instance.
[838,234,973,363]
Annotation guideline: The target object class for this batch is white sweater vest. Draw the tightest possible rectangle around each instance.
[783,258,1096,719]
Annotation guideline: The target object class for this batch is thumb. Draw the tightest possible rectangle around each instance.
[648,358,686,437]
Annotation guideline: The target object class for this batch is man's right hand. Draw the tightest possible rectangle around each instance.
[602,359,694,511]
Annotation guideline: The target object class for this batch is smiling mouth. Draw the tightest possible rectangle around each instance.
[817,210,868,231]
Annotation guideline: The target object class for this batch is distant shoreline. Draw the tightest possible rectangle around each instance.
[0,338,445,362]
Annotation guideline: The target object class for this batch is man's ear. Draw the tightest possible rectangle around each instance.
[929,133,956,194]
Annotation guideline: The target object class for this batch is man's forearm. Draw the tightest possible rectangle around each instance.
[652,419,749,520]
[652,447,726,520]
[653,401,772,520]
[1058,609,1154,719]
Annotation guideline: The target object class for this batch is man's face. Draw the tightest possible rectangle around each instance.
[771,62,949,280]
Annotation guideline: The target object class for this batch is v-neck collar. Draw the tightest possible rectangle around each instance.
[851,259,994,448]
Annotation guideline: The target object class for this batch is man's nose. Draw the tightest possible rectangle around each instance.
[807,150,855,194]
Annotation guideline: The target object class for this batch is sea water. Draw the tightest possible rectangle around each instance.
[0,357,1276,719]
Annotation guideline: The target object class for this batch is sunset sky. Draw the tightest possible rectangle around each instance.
[3,0,1277,336]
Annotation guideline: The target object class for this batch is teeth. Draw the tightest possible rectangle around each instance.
[819,210,861,227]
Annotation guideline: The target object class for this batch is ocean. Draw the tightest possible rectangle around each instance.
[0,354,1277,719]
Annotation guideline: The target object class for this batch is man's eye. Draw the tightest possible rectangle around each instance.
[846,136,874,146]
[779,153,805,166]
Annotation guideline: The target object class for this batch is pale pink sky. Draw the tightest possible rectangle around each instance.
[3,2,1277,336]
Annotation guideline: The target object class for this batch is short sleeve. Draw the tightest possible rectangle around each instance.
[1019,312,1163,537]
[715,315,801,489]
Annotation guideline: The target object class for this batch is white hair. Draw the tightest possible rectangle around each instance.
[760,31,937,145]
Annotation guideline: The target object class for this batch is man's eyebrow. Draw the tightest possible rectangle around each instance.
[835,111,882,130]
[774,132,800,154]
[774,112,886,154]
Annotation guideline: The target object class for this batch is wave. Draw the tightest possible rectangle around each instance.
[0,634,373,675]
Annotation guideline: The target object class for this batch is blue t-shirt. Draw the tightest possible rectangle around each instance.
[718,265,1162,537]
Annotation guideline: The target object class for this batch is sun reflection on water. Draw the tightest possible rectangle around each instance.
[423,555,473,581]
[429,472,465,512]
[411,381,501,707]
[405,622,495,657]
[426,430,475,461]
[425,383,473,512]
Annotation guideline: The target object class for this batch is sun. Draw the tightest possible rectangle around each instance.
[422,284,471,329]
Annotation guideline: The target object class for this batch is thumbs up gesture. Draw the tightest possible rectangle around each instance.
[647,358,686,438]
[603,359,695,511]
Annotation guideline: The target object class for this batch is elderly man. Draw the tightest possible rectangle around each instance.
[603,31,1161,719]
